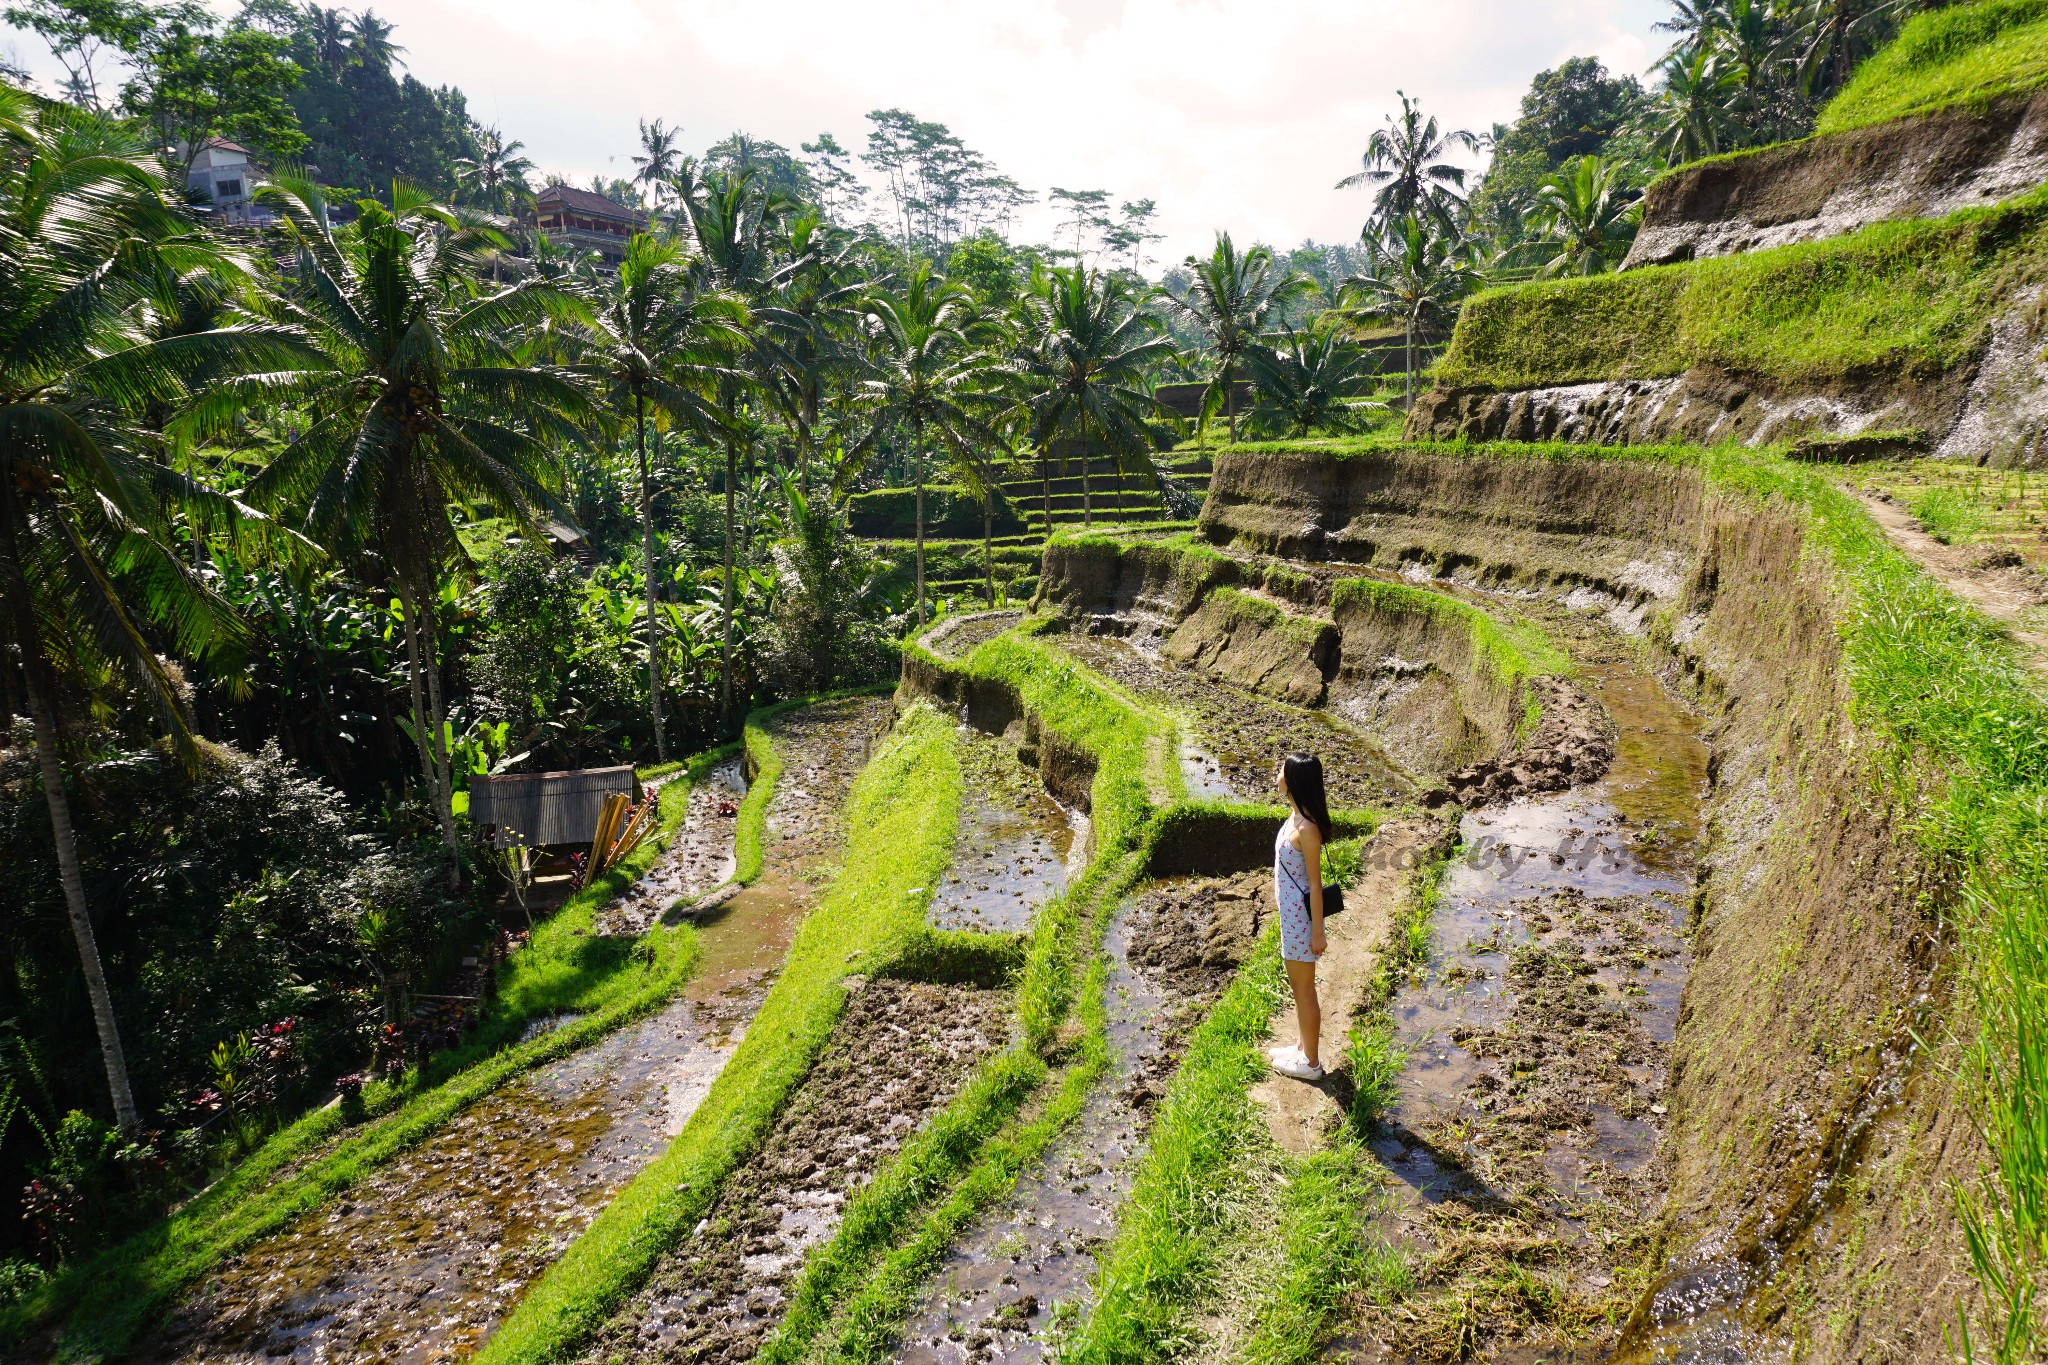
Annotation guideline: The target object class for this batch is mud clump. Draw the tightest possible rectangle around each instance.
[1443,678,1613,807]
[582,978,1008,1365]
[1126,872,1268,994]
[922,610,1027,660]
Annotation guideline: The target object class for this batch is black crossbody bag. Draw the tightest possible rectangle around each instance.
[1279,851,1346,919]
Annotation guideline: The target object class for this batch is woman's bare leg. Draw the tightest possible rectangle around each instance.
[1284,958,1321,1068]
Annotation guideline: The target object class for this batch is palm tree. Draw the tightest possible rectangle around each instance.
[1341,215,1481,408]
[1245,325,1387,437]
[0,91,305,1134]
[304,5,354,75]
[577,234,747,760]
[1640,45,1733,166]
[350,8,405,72]
[633,118,683,211]
[1531,156,1637,277]
[756,211,866,497]
[237,177,594,876]
[1012,265,1171,532]
[1169,232,1310,444]
[851,264,997,627]
[1337,92,1480,236]
[1801,0,1914,101]
[685,169,791,717]
[456,125,535,216]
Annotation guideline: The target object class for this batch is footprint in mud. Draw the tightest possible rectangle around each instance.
[583,978,1009,1365]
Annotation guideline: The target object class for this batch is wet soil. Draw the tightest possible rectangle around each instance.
[1049,632,1413,809]
[930,726,1080,934]
[1443,677,1616,808]
[138,698,892,1365]
[897,878,1250,1365]
[1341,661,1710,1364]
[580,978,1009,1365]
[595,760,747,936]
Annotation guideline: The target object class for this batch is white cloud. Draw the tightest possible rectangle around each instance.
[7,0,1670,258]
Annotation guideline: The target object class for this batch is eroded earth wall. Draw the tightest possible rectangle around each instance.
[1202,445,1978,1363]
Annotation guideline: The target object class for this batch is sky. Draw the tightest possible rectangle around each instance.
[6,0,1674,260]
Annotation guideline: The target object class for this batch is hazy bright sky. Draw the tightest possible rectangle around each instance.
[7,0,1673,259]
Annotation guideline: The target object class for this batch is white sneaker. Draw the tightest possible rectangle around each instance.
[1270,1048,1325,1081]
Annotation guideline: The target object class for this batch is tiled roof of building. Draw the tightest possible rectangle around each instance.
[533,183,644,223]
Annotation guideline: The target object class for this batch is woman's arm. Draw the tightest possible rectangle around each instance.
[1302,826,1326,952]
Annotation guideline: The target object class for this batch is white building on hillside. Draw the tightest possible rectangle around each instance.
[185,139,264,221]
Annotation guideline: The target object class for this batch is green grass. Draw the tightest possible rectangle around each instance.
[1059,933,1291,1363]
[1820,0,2048,136]
[1433,187,2048,394]
[6,745,741,1361]
[1913,485,1993,544]
[472,701,966,1365]
[1230,1140,1394,1365]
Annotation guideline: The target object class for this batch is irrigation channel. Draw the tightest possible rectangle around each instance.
[137,697,890,1365]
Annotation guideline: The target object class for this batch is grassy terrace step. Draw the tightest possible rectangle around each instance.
[1432,184,2048,396]
[1819,0,2048,135]
[2,729,801,1361]
[476,698,974,1365]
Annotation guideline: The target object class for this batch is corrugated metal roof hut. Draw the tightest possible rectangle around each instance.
[468,766,641,850]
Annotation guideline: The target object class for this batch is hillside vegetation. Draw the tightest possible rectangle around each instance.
[1819,0,2048,134]
[1433,185,2048,392]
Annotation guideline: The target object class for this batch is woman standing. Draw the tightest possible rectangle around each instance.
[1269,753,1331,1081]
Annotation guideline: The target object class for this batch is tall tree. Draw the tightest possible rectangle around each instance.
[2,0,145,111]
[632,117,683,211]
[851,264,995,627]
[1012,266,1171,533]
[123,6,308,180]
[578,233,747,760]
[1341,214,1480,408]
[686,168,789,718]
[350,7,403,71]
[1169,232,1310,443]
[0,90,302,1133]
[455,124,534,215]
[234,178,593,875]
[1337,91,1480,235]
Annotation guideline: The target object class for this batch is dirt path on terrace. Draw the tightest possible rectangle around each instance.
[135,697,891,1365]
[1857,489,2048,679]
[1251,818,1451,1157]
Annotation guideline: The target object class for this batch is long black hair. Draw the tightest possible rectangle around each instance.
[1281,753,1333,842]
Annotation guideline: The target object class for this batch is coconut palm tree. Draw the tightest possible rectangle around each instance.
[576,233,747,760]
[0,90,306,1134]
[633,118,683,212]
[351,8,404,71]
[304,5,354,75]
[1341,215,1481,408]
[1169,232,1310,444]
[234,176,594,876]
[755,210,867,496]
[1640,45,1734,166]
[849,263,998,627]
[1245,325,1387,437]
[1012,265,1171,532]
[456,125,535,216]
[685,168,792,717]
[1337,92,1481,236]
[1531,156,1638,277]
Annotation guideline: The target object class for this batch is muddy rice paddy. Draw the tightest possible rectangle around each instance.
[1342,661,1710,1363]
[1049,631,1411,809]
[137,697,890,1365]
